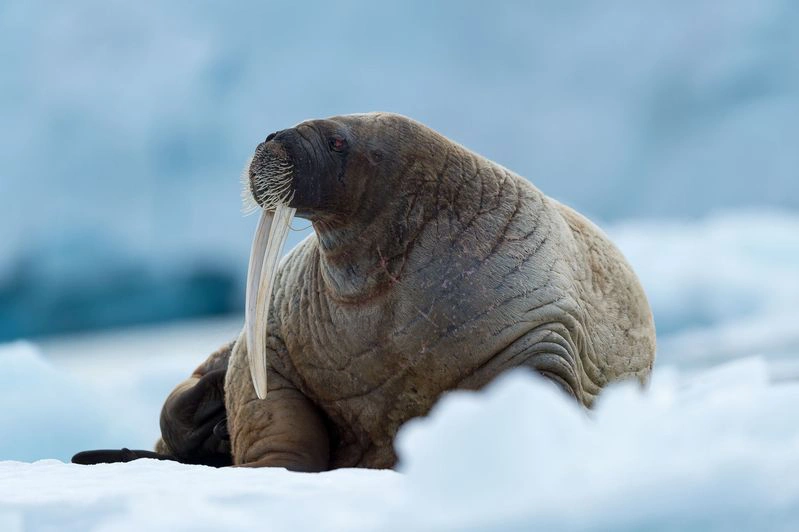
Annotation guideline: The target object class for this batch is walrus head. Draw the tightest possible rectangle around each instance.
[242,113,445,398]
[245,114,412,221]
[242,114,385,398]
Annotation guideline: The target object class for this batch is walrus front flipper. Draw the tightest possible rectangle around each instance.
[71,448,178,465]
[159,368,232,467]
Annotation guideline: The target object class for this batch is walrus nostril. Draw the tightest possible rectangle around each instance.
[265,132,277,142]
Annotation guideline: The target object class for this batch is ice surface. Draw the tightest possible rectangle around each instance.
[397,363,799,530]
[0,342,143,462]
[1,318,242,462]
[1,361,798,531]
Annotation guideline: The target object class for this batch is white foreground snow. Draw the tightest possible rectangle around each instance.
[1,361,798,531]
[2,211,799,530]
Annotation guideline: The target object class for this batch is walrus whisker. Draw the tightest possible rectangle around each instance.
[255,169,294,211]
[240,156,260,215]
[290,221,313,231]
[240,154,295,214]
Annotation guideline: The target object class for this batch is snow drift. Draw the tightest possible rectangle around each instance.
[0,342,144,462]
[1,360,798,531]
[610,211,799,375]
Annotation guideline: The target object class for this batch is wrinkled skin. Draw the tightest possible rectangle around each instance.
[159,113,656,470]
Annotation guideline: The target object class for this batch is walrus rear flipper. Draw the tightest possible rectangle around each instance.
[72,435,232,468]
[71,448,178,465]
[73,413,232,467]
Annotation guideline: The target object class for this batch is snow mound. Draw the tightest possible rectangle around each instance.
[0,342,147,462]
[3,359,799,531]
[610,211,799,372]
[397,362,799,530]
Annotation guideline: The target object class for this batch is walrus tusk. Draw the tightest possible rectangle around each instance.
[245,204,296,399]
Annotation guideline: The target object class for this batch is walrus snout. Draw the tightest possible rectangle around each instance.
[254,120,360,221]
[247,136,295,210]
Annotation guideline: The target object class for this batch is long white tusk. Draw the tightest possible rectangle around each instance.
[245,204,296,399]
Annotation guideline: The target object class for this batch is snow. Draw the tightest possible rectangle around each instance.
[1,212,799,529]
[397,363,799,530]
[0,318,242,462]
[2,362,798,530]
[610,211,799,375]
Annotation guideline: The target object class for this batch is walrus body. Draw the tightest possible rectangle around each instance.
[158,113,656,471]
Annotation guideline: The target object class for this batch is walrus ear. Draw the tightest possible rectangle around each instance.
[365,147,384,166]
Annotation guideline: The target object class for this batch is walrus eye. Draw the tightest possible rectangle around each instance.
[329,136,348,153]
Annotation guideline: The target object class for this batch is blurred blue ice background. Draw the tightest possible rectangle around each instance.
[1,0,797,340]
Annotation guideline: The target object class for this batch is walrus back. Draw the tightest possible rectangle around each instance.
[550,199,656,387]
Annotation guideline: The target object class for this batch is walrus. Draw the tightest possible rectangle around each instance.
[74,112,656,470]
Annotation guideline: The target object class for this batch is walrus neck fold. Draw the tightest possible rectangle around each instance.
[312,211,412,303]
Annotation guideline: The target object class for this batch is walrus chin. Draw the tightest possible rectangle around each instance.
[242,146,296,400]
